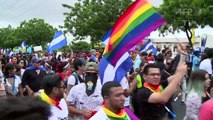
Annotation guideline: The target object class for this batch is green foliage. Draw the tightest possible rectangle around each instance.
[70,41,90,52]
[158,0,213,35]
[15,18,57,47]
[0,18,57,49]
[62,0,132,46]
[0,25,19,48]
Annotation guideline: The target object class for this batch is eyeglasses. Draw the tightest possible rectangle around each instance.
[147,73,161,77]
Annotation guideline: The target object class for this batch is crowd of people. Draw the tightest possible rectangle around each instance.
[0,43,213,120]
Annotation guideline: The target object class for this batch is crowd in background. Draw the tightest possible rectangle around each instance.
[0,43,213,120]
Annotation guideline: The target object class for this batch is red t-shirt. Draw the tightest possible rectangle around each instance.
[56,71,72,81]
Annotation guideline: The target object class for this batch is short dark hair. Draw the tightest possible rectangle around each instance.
[143,63,160,75]
[42,74,62,95]
[73,58,83,71]
[101,81,121,98]
[0,96,50,120]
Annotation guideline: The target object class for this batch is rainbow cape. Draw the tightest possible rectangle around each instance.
[39,90,62,110]
[102,105,128,120]
[103,0,166,66]
[144,82,163,93]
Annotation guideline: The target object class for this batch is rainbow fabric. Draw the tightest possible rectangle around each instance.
[103,0,165,66]
[40,90,62,110]
[102,105,128,120]
[144,82,163,93]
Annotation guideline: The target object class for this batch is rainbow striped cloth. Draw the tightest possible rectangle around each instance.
[103,0,166,66]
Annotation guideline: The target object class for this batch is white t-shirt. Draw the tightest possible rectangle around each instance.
[67,73,84,86]
[3,75,21,95]
[199,58,212,75]
[66,80,103,120]
[21,69,25,76]
[49,98,69,120]
[120,77,130,107]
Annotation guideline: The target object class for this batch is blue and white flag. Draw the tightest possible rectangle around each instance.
[47,30,67,53]
[201,36,207,54]
[8,50,14,57]
[1,49,6,55]
[99,30,133,84]
[140,39,159,55]
[20,41,27,52]
[102,29,112,46]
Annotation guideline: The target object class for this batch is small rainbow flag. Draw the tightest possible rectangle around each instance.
[103,0,166,66]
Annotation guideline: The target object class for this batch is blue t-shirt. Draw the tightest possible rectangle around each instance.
[192,56,200,71]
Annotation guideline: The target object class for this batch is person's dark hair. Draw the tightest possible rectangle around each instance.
[14,64,21,72]
[57,55,61,62]
[101,81,121,98]
[205,48,213,58]
[148,52,153,57]
[18,59,27,69]
[0,96,50,120]
[56,61,69,73]
[156,53,164,62]
[143,63,160,75]
[73,58,83,71]
[190,69,208,82]
[3,64,15,76]
[11,56,19,63]
[42,74,62,95]
[140,52,148,57]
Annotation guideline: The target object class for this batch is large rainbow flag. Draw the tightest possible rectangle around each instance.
[103,0,166,66]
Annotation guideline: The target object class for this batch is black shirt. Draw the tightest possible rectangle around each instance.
[22,69,46,92]
[136,81,168,120]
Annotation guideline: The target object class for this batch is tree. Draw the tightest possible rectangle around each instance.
[0,25,19,48]
[15,18,57,47]
[62,0,132,47]
[158,0,213,47]
[70,41,91,52]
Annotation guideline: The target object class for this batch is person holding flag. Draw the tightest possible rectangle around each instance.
[136,63,187,120]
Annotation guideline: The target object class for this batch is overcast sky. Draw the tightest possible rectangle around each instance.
[0,0,76,28]
[0,0,212,38]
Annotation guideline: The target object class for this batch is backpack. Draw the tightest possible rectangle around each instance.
[72,72,84,85]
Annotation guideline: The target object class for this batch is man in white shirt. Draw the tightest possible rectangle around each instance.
[40,74,68,120]
[67,62,103,120]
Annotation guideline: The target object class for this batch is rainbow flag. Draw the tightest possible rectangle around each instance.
[103,0,165,66]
